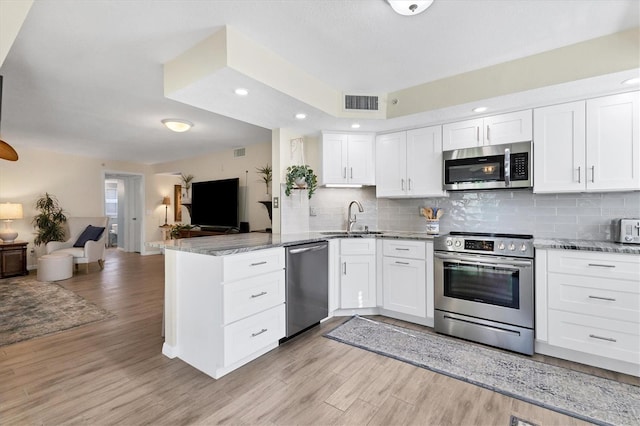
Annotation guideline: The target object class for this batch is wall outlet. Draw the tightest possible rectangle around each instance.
[273,197,279,208]
[418,206,423,216]
[309,207,317,216]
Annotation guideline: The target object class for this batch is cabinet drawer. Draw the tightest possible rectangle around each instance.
[547,250,640,281]
[222,270,285,324]
[383,240,425,260]
[222,247,284,282]
[548,310,640,364]
[548,273,640,323]
[223,304,285,367]
[340,238,376,255]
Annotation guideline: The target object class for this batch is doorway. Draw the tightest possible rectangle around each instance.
[104,172,144,253]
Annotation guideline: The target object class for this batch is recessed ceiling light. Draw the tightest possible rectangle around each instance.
[472,107,488,113]
[161,119,193,133]
[234,88,249,96]
[351,123,361,129]
[622,77,640,85]
[295,113,306,120]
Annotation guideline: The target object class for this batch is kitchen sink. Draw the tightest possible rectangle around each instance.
[319,231,384,236]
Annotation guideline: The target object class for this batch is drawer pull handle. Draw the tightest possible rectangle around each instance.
[251,291,267,299]
[587,263,615,268]
[588,295,616,302]
[589,334,616,343]
[250,261,267,267]
[395,261,410,265]
[395,248,410,251]
[251,328,268,338]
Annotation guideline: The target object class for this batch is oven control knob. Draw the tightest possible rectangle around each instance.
[498,242,505,250]
[508,243,516,251]
[446,239,453,247]
[454,240,462,248]
[520,243,528,252]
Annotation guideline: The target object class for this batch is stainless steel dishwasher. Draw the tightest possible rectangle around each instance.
[285,241,329,338]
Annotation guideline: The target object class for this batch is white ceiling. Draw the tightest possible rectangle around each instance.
[0,0,638,165]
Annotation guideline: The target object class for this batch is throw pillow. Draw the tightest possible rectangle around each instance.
[73,225,106,247]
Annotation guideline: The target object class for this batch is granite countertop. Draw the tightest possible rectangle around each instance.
[147,231,436,256]
[533,238,640,255]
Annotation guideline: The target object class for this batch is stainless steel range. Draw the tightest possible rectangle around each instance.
[433,232,535,355]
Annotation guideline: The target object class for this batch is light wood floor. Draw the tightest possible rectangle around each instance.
[1,249,636,425]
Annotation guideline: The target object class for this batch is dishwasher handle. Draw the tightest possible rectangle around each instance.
[288,243,328,254]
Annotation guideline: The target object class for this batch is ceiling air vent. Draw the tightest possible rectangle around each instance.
[344,94,379,111]
[233,147,246,158]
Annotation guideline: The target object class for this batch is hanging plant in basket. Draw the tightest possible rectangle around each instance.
[285,165,318,199]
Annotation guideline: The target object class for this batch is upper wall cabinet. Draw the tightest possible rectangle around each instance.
[442,110,532,151]
[376,126,446,198]
[534,91,639,193]
[320,132,375,186]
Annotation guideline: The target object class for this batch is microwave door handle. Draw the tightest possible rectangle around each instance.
[504,148,511,187]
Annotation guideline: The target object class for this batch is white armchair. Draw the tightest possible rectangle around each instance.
[45,217,108,273]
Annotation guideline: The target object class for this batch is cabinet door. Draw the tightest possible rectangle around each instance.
[347,134,375,185]
[375,132,407,197]
[586,91,640,192]
[382,256,426,317]
[533,101,586,193]
[406,125,446,197]
[483,110,532,145]
[321,133,348,185]
[442,118,483,150]
[340,254,376,309]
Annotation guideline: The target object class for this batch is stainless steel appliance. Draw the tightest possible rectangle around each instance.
[443,141,532,191]
[434,232,535,355]
[616,218,640,244]
[285,241,329,338]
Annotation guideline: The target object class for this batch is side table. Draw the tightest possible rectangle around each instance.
[0,241,28,278]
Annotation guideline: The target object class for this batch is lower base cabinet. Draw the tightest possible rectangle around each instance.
[339,239,376,309]
[382,251,426,318]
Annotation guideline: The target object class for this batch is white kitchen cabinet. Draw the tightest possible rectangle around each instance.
[381,240,426,318]
[376,126,446,198]
[340,238,376,309]
[442,110,532,150]
[320,132,375,185]
[534,91,640,193]
[535,248,640,375]
[163,247,286,379]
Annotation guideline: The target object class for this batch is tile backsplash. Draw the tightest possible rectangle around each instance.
[309,187,640,241]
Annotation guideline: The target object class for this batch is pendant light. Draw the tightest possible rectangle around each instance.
[0,76,18,161]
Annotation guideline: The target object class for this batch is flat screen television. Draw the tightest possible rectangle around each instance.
[190,178,239,229]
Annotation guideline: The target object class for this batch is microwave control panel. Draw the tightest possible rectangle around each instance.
[511,153,529,181]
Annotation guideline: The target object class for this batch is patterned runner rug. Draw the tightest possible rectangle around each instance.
[325,315,639,426]
[0,276,114,346]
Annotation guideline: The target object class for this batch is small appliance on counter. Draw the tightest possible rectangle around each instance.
[616,218,640,244]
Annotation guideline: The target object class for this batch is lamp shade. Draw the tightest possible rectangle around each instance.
[162,196,171,206]
[0,203,23,220]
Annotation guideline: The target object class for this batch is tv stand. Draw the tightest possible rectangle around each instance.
[176,229,227,239]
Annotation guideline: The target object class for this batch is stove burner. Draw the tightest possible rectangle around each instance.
[449,231,534,240]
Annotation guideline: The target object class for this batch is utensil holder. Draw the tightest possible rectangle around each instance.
[426,219,439,235]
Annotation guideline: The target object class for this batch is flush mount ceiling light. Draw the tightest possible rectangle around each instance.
[472,106,488,113]
[351,123,361,129]
[622,77,640,85]
[161,119,193,133]
[295,113,306,120]
[234,88,249,96]
[387,0,434,16]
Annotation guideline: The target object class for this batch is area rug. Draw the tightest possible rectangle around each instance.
[0,276,114,346]
[325,316,640,426]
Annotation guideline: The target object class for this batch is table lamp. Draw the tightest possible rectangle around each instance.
[0,202,23,243]
[162,196,171,225]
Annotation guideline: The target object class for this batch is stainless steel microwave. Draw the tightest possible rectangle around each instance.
[443,141,532,191]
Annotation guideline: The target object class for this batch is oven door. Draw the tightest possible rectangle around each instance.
[434,252,534,329]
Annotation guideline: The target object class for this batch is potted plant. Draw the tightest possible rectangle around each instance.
[180,173,194,199]
[32,193,67,246]
[285,165,318,199]
[169,223,195,239]
[255,164,273,196]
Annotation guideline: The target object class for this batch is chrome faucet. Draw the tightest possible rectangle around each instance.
[347,200,364,232]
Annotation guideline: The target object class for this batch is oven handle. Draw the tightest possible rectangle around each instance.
[434,252,533,268]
